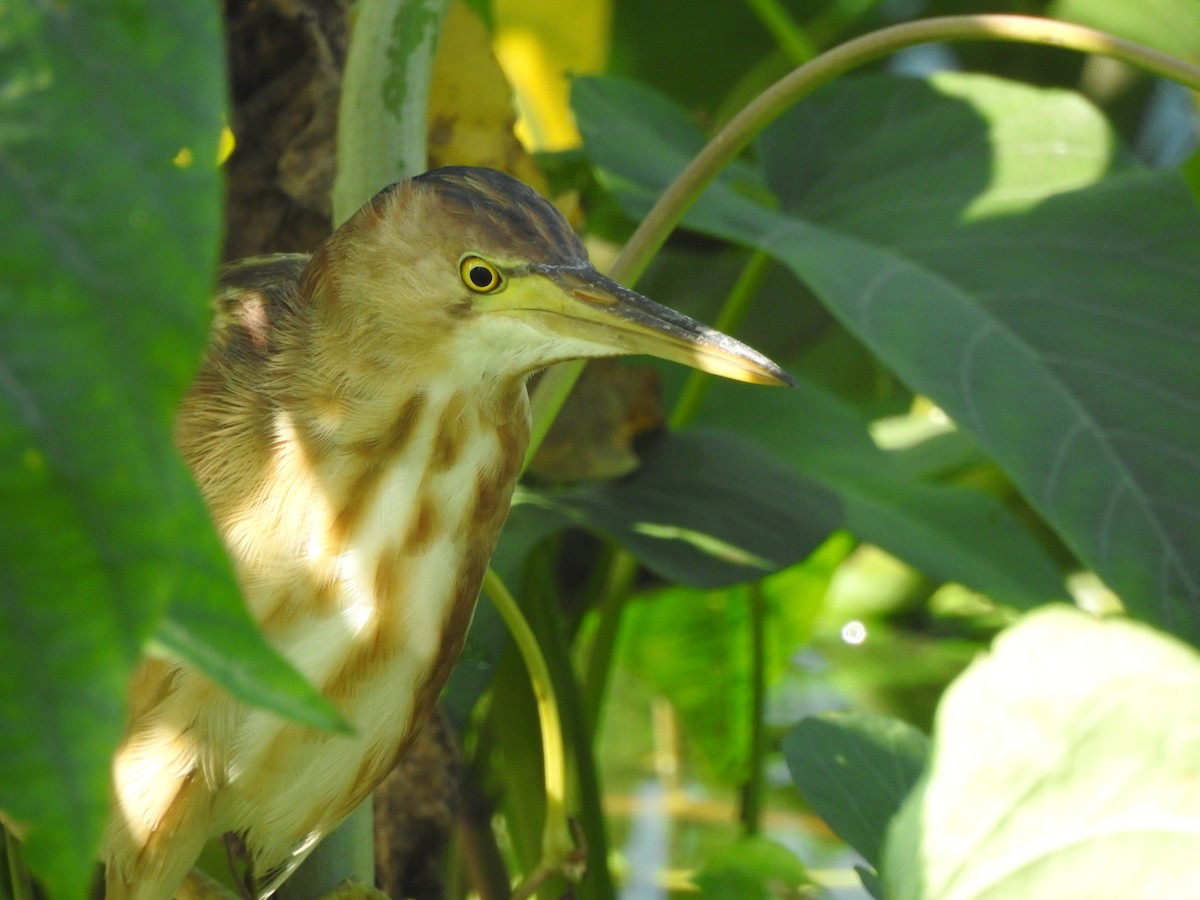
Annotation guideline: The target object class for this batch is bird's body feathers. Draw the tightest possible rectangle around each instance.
[100,167,789,898]
[105,244,527,897]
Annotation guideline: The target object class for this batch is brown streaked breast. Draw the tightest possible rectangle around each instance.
[334,392,429,543]
[429,391,470,473]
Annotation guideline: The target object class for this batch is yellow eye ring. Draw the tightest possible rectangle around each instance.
[460,256,502,293]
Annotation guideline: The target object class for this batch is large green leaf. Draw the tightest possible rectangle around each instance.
[0,6,345,893]
[0,6,227,894]
[699,376,1065,608]
[883,606,1200,897]
[574,73,1200,642]
[610,0,793,116]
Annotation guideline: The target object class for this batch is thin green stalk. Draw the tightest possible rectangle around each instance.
[743,0,816,64]
[668,249,775,430]
[580,550,641,734]
[529,15,1200,457]
[523,549,619,900]
[524,361,586,471]
[481,570,581,895]
[741,583,768,837]
[3,826,34,900]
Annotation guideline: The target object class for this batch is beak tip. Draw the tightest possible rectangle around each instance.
[759,369,797,388]
[740,356,794,388]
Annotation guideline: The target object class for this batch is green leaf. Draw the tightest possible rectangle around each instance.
[783,712,928,869]
[572,75,764,219]
[693,835,813,899]
[610,0,792,116]
[883,606,1200,898]
[442,500,568,725]
[856,865,884,900]
[153,605,349,735]
[334,0,450,222]
[0,5,227,894]
[622,536,848,783]
[526,428,842,588]
[699,376,1065,608]
[1050,0,1200,62]
[575,72,1200,641]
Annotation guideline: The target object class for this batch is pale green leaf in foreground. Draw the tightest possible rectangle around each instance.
[884,606,1200,898]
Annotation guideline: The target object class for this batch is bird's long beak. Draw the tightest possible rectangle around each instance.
[481,264,794,386]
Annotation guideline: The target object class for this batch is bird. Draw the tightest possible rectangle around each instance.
[101,166,792,898]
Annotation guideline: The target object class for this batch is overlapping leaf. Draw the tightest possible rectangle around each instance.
[699,376,1064,607]
[448,427,836,724]
[519,428,841,588]
[574,73,1200,642]
[784,712,928,870]
[884,607,1200,896]
[1051,0,1200,63]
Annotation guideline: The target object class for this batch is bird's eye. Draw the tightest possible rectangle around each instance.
[460,256,502,293]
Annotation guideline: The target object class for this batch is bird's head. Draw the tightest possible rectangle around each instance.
[299,166,792,389]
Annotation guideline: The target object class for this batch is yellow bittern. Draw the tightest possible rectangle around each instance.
[102,166,790,898]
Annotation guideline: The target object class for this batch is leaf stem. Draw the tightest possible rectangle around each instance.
[668,249,774,430]
[333,0,449,222]
[524,360,586,471]
[581,549,641,734]
[481,569,582,893]
[741,583,768,837]
[3,826,35,900]
[610,14,1200,288]
[743,0,816,64]
[529,15,1200,454]
[525,546,616,900]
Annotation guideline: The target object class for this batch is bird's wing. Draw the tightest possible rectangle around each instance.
[210,254,312,356]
